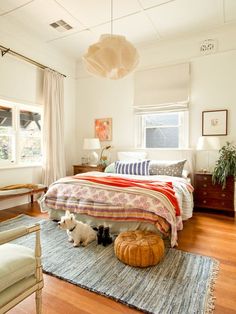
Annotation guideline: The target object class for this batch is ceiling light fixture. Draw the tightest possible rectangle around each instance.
[83,0,139,80]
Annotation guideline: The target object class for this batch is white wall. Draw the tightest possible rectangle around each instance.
[76,24,236,169]
[191,51,236,171]
[76,75,134,155]
[0,36,77,209]
[190,51,235,145]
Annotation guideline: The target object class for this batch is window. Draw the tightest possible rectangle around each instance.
[0,100,42,166]
[136,111,188,149]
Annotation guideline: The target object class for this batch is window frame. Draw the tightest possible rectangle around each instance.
[0,102,17,166]
[135,110,189,149]
[0,99,43,167]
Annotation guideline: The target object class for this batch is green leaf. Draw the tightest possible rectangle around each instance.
[212,142,236,189]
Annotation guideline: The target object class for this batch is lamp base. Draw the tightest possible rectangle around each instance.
[88,151,99,166]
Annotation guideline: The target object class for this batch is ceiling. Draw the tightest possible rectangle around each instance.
[0,0,236,60]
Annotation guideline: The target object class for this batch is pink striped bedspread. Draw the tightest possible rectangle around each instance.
[40,173,193,246]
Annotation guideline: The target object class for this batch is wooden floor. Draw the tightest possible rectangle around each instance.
[0,203,236,314]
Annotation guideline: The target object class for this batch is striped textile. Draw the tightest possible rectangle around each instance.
[41,177,179,246]
[73,175,181,216]
[115,160,150,176]
[44,198,170,235]
[41,173,194,246]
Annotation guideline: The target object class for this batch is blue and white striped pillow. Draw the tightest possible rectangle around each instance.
[115,160,150,176]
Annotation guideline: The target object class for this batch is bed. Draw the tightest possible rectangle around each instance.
[40,163,194,247]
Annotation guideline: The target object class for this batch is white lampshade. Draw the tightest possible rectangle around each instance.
[83,34,139,80]
[83,138,101,150]
[196,136,221,150]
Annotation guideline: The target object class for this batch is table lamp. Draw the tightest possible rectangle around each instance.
[83,138,101,166]
[196,136,221,172]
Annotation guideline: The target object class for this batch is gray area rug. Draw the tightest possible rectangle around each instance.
[0,215,219,314]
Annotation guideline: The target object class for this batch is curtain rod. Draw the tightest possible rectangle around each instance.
[0,44,66,78]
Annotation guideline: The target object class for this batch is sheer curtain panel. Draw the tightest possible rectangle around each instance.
[42,68,66,186]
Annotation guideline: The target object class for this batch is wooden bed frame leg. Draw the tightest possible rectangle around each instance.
[35,289,42,314]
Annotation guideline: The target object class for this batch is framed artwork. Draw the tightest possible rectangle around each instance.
[202,109,228,136]
[95,118,112,141]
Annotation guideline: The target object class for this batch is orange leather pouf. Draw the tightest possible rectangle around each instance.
[114,230,165,267]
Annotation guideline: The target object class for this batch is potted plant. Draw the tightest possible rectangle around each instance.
[212,141,236,189]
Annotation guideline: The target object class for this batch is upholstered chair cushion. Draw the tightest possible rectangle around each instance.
[0,244,35,293]
[0,276,37,308]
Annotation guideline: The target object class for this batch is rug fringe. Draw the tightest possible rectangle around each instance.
[204,259,220,314]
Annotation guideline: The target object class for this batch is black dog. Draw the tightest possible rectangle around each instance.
[96,225,112,246]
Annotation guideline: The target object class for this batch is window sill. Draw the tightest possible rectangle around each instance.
[0,164,42,170]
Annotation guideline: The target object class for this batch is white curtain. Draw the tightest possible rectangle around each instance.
[42,68,66,186]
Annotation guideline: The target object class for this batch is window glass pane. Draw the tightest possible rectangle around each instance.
[145,113,179,127]
[19,137,41,163]
[20,110,41,136]
[19,110,42,163]
[0,136,13,161]
[0,106,12,130]
[146,127,179,148]
[0,106,13,162]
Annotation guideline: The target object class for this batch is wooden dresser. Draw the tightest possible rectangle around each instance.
[194,172,235,216]
[73,164,105,175]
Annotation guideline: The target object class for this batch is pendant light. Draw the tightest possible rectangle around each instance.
[83,0,139,80]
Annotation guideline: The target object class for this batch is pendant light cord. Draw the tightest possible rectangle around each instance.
[111,0,113,36]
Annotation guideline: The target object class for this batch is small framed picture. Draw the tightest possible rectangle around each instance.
[95,118,112,141]
[202,109,228,136]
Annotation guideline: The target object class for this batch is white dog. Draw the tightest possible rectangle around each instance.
[58,210,96,247]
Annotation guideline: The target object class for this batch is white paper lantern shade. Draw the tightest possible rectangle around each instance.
[83,34,139,80]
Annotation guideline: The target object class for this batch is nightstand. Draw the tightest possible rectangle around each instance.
[194,172,235,216]
[73,164,105,175]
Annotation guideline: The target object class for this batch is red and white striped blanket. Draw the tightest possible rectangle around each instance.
[41,173,194,246]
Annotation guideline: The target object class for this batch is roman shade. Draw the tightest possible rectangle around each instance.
[134,63,190,113]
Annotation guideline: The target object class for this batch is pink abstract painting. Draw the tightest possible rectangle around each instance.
[95,118,112,141]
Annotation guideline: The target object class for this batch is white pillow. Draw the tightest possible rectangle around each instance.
[117,151,147,161]
[182,169,190,178]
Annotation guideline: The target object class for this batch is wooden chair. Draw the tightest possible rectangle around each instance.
[0,224,43,314]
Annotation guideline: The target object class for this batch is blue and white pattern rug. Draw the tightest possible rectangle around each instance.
[0,215,219,314]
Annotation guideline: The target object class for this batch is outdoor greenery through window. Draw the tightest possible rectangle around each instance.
[0,100,42,166]
[136,111,188,148]
[0,106,13,162]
